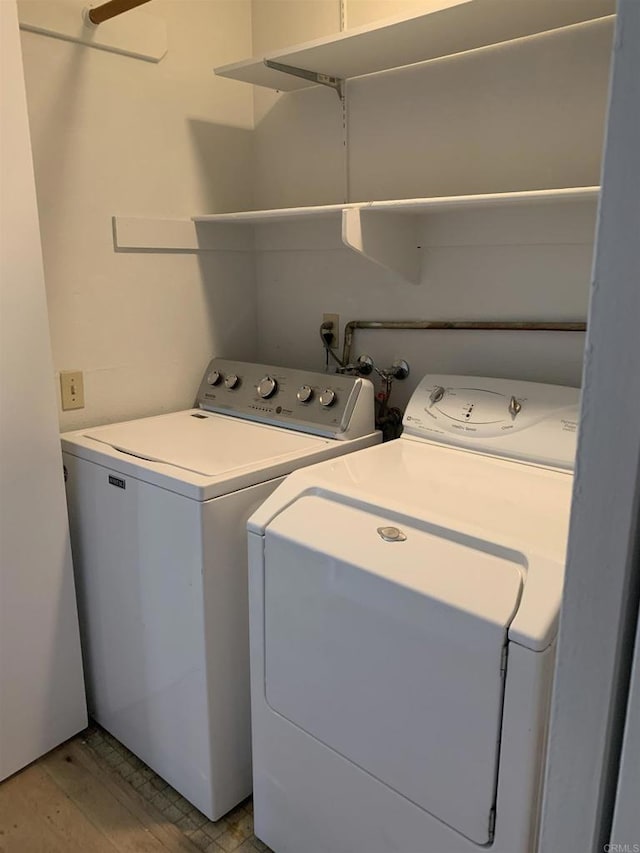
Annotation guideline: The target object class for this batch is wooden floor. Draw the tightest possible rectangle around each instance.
[0,734,260,853]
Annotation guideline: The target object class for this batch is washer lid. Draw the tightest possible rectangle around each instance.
[264,494,524,844]
[82,410,329,477]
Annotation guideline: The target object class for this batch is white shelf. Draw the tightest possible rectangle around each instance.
[193,188,599,283]
[353,186,601,213]
[114,187,599,284]
[193,202,349,224]
[113,217,253,252]
[214,0,614,92]
[192,187,599,225]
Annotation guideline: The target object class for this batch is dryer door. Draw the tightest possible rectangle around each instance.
[263,495,524,845]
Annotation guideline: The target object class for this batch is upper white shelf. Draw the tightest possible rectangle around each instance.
[214,0,615,92]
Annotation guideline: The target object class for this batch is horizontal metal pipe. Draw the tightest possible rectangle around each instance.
[342,320,587,368]
[88,0,152,25]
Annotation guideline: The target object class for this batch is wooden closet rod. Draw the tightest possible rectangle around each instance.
[88,0,152,25]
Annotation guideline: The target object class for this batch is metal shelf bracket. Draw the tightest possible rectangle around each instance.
[264,59,344,99]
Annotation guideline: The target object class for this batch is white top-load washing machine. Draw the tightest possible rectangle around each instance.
[247,374,580,853]
[61,358,379,821]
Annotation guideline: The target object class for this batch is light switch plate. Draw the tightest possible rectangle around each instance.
[60,370,84,410]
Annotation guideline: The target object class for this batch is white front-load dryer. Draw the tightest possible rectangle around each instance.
[247,374,580,853]
[61,359,379,821]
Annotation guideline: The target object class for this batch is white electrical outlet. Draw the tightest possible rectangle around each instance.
[60,370,85,410]
[322,313,340,349]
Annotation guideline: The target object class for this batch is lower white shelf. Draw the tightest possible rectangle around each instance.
[113,187,599,285]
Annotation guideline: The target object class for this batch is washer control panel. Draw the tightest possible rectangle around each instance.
[195,358,374,439]
[403,374,580,470]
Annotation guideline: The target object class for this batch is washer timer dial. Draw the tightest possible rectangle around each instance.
[257,376,278,399]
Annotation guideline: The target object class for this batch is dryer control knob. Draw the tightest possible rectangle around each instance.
[509,395,522,417]
[225,374,240,389]
[257,376,278,399]
[319,389,337,408]
[207,370,222,386]
[429,385,445,405]
[297,385,313,403]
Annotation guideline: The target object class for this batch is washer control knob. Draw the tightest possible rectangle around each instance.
[429,385,445,405]
[297,385,313,403]
[207,370,222,386]
[509,395,522,417]
[225,374,240,389]
[319,388,337,408]
[257,376,278,399]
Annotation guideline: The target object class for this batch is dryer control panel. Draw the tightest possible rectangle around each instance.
[195,358,376,440]
[403,374,580,470]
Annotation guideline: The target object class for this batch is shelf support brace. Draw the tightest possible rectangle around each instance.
[342,208,421,284]
[264,59,344,99]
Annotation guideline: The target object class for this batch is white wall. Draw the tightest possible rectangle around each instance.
[18,0,258,429]
[252,201,594,408]
[245,0,613,402]
[345,0,454,29]
[250,0,343,206]
[17,0,614,428]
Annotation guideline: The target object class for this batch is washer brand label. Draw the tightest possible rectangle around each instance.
[109,475,126,490]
